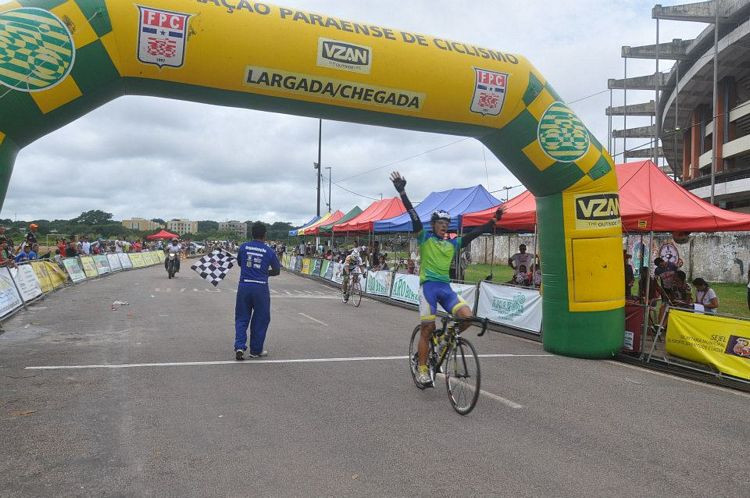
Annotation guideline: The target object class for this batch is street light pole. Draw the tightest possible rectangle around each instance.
[325,166,332,211]
[317,119,322,216]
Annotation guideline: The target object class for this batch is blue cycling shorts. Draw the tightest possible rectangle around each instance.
[418,281,468,322]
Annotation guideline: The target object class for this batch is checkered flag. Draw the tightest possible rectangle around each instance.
[191,249,236,287]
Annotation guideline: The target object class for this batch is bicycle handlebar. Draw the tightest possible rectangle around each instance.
[440,315,490,337]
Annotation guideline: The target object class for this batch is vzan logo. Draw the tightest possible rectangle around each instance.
[574,193,621,230]
[317,38,372,74]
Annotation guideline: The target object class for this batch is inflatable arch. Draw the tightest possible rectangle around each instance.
[0,0,624,357]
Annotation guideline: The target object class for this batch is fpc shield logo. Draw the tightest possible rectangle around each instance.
[470,68,508,116]
[137,6,191,68]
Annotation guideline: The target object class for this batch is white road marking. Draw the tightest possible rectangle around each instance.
[435,372,523,409]
[150,294,155,298]
[25,354,552,370]
[298,312,328,326]
[193,288,199,292]
[284,290,292,295]
[272,295,340,300]
[270,289,278,294]
[605,360,750,399]
[180,288,185,293]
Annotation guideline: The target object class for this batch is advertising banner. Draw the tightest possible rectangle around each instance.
[311,259,322,276]
[129,253,146,268]
[157,251,166,263]
[366,270,392,297]
[666,310,750,380]
[93,255,111,274]
[320,260,330,279]
[149,252,161,265]
[10,265,43,302]
[78,256,99,279]
[301,258,311,274]
[390,273,420,305]
[332,263,344,284]
[44,262,68,289]
[30,261,53,294]
[0,267,23,318]
[477,282,542,334]
[107,254,123,272]
[63,258,87,283]
[118,253,133,269]
[295,257,303,272]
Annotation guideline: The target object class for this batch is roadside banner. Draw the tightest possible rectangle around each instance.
[11,265,43,302]
[390,273,420,305]
[107,254,123,272]
[158,251,166,262]
[63,258,87,283]
[118,253,133,269]
[294,257,302,272]
[477,282,542,334]
[44,262,68,289]
[366,270,392,297]
[301,258,311,274]
[0,267,23,318]
[129,253,146,268]
[30,261,53,294]
[320,260,330,279]
[666,309,750,380]
[93,255,110,274]
[312,259,322,276]
[332,263,344,284]
[79,256,99,278]
[148,252,160,265]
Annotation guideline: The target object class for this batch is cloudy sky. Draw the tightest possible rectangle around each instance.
[1,0,706,225]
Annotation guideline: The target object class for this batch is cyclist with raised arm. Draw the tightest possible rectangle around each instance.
[390,171,502,386]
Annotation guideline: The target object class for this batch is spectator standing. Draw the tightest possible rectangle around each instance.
[509,243,534,276]
[654,257,678,294]
[80,236,91,255]
[65,241,78,258]
[671,270,692,307]
[624,250,634,299]
[692,278,719,314]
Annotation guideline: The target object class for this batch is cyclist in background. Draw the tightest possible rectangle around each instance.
[390,171,502,385]
[342,247,364,302]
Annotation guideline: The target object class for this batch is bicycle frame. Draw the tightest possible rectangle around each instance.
[432,316,488,372]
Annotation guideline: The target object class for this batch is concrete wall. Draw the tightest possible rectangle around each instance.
[469,232,750,284]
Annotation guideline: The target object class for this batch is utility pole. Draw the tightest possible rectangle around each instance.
[325,166,332,211]
[316,119,322,216]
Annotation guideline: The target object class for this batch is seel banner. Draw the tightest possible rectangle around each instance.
[666,309,750,380]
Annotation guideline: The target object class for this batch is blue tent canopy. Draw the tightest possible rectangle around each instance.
[373,185,501,233]
[289,216,320,236]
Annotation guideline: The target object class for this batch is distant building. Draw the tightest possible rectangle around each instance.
[122,218,163,231]
[219,221,247,239]
[167,219,198,236]
[607,1,750,213]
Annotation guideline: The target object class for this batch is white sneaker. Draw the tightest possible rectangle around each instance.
[248,350,268,358]
[416,369,432,385]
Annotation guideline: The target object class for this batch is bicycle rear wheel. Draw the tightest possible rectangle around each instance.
[444,337,481,415]
[352,281,362,307]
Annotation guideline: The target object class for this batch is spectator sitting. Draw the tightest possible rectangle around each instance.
[692,278,719,314]
[532,266,542,287]
[377,254,389,271]
[53,249,63,266]
[14,244,36,263]
[406,258,417,275]
[511,264,530,286]
[670,270,692,307]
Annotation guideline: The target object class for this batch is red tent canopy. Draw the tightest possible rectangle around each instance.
[333,197,406,234]
[463,160,750,232]
[146,229,179,240]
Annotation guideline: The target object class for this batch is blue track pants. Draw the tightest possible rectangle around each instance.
[234,283,271,354]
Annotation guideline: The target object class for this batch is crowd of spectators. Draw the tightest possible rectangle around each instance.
[287,239,419,275]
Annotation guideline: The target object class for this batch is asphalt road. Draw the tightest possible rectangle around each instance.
[1,265,748,497]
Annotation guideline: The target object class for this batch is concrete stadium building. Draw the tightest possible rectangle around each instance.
[607,0,750,213]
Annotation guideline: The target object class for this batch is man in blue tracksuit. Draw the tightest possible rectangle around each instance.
[235,222,281,360]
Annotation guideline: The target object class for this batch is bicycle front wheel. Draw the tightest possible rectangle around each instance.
[352,281,362,307]
[444,337,481,415]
